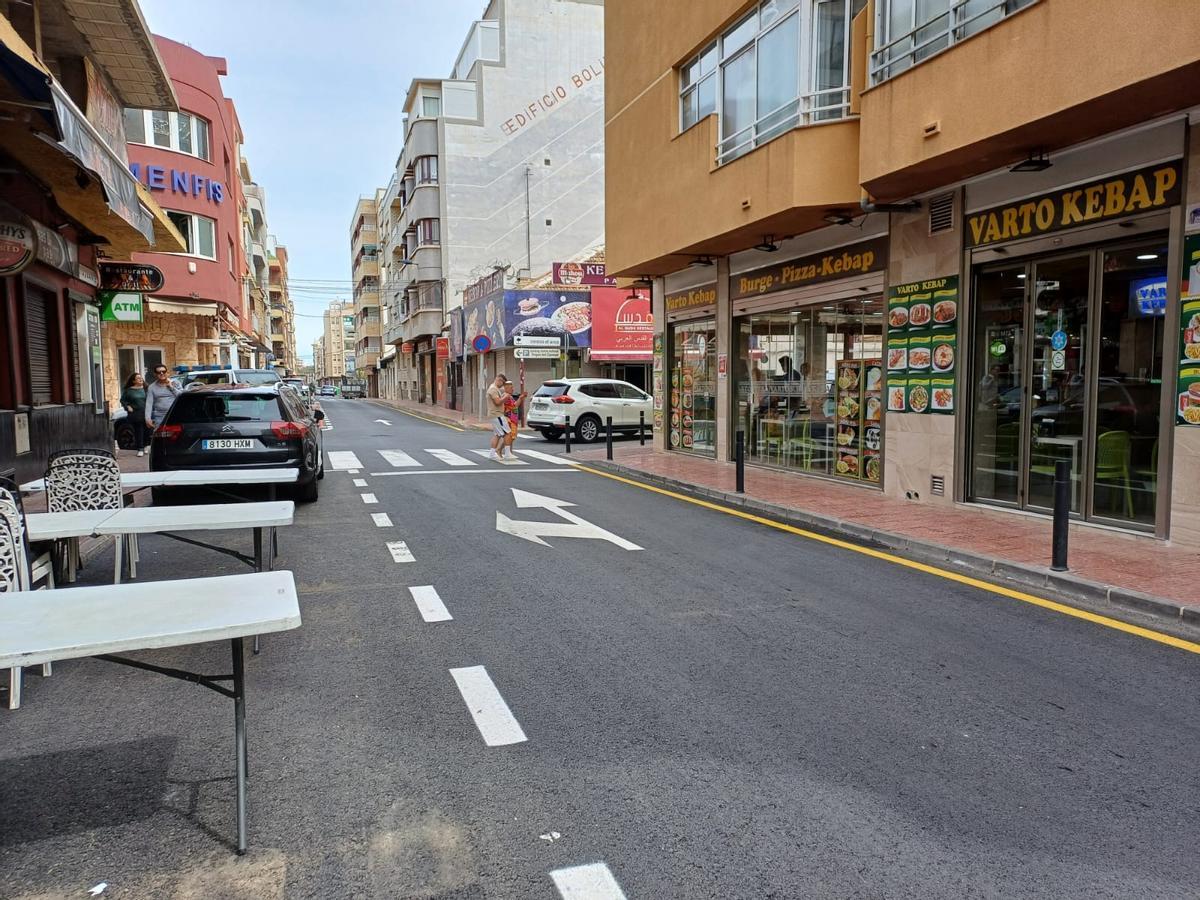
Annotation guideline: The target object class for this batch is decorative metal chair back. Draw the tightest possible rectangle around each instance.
[0,480,29,593]
[45,449,123,513]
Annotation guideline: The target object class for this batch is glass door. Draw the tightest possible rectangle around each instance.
[1025,255,1091,513]
[670,319,716,456]
[969,265,1026,505]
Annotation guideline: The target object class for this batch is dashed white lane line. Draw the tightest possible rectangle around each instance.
[353,478,368,487]
[550,863,628,900]
[449,666,527,746]
[470,449,528,465]
[379,449,421,467]
[408,584,451,621]
[327,451,362,470]
[371,513,393,527]
[361,493,378,504]
[425,448,476,467]
[387,540,416,563]
[515,448,580,466]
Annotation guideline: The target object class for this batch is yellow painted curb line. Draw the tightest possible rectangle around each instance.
[574,464,1200,656]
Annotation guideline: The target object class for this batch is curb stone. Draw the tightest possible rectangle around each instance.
[585,458,1200,638]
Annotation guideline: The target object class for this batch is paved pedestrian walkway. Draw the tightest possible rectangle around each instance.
[575,443,1199,619]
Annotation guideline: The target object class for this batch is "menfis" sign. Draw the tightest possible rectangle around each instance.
[128,163,225,204]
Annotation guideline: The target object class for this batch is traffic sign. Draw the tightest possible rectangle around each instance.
[513,334,560,348]
[514,347,562,359]
[472,334,492,353]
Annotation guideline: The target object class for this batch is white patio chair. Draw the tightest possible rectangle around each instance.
[44,449,135,583]
[0,480,54,710]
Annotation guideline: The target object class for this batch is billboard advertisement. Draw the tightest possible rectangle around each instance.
[590,287,652,361]
[463,290,592,352]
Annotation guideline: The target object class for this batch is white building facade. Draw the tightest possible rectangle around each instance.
[377,0,605,411]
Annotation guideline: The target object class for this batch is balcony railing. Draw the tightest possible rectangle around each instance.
[870,0,1039,85]
[716,87,850,166]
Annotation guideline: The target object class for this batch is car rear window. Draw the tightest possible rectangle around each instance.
[534,382,569,398]
[239,371,283,385]
[167,394,283,423]
[186,372,230,385]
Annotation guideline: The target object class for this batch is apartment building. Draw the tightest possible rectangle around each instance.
[312,339,326,381]
[350,197,381,395]
[320,299,356,381]
[268,243,298,373]
[239,157,272,367]
[1,0,185,482]
[377,0,605,412]
[607,0,1200,548]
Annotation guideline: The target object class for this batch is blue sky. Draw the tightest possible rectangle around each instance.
[139,0,485,360]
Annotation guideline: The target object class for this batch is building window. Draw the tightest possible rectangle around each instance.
[166,210,217,260]
[679,1,853,165]
[871,0,1038,84]
[125,108,211,161]
[417,218,440,246]
[416,156,438,184]
[422,95,441,117]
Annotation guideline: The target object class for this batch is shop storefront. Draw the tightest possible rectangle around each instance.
[590,286,653,390]
[963,154,1182,534]
[730,236,888,484]
[664,282,717,455]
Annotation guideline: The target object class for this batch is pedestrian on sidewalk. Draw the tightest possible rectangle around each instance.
[120,372,149,456]
[145,364,180,439]
[487,373,510,460]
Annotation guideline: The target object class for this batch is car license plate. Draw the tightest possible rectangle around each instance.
[533,400,548,409]
[202,439,253,450]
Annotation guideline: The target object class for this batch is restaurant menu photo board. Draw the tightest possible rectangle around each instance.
[834,359,883,483]
[669,367,697,449]
[1179,234,1200,426]
[887,276,959,414]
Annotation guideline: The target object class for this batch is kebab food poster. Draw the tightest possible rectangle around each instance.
[888,276,958,414]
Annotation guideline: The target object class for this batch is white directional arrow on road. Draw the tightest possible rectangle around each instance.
[374,419,392,425]
[496,488,642,550]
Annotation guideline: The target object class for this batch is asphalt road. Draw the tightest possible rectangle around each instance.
[3,397,1199,899]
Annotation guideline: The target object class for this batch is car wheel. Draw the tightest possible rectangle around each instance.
[114,421,137,450]
[540,428,563,442]
[297,475,319,503]
[575,414,601,443]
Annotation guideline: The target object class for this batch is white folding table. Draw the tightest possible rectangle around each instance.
[0,570,301,854]
[20,468,299,501]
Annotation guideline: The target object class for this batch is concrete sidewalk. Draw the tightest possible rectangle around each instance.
[573,444,1200,628]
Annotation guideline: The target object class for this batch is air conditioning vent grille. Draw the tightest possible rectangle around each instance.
[930,474,946,496]
[928,193,955,235]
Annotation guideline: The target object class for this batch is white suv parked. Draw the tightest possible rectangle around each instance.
[526,378,653,442]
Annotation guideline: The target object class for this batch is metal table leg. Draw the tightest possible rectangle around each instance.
[232,637,248,855]
[252,528,263,655]
[113,533,123,585]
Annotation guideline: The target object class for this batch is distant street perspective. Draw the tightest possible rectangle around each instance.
[4,0,1200,898]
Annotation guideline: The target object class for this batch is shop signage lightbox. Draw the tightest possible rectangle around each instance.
[99,291,144,323]
[552,261,616,286]
[730,237,888,301]
[591,287,652,361]
[966,161,1182,248]
[98,261,164,293]
[665,283,717,313]
[0,206,37,276]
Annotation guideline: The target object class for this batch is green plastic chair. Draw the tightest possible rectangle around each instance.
[786,418,814,469]
[994,422,1021,472]
[1136,438,1159,494]
[1094,430,1133,519]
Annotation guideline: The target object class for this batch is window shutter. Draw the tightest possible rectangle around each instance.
[25,289,52,405]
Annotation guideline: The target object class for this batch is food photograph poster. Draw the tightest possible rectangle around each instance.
[887,276,959,414]
[1179,234,1200,425]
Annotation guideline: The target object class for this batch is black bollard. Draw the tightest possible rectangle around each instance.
[564,415,571,454]
[639,410,646,446]
[735,429,745,493]
[1051,458,1070,571]
[606,416,614,460]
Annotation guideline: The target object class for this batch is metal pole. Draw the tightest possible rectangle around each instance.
[606,416,613,460]
[639,410,646,446]
[1051,458,1070,571]
[736,429,745,493]
[564,415,571,454]
[232,637,248,854]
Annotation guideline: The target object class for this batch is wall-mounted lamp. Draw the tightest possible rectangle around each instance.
[823,211,854,226]
[1010,151,1052,173]
[688,255,715,268]
[753,235,779,252]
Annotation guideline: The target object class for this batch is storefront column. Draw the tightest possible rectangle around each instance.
[715,256,731,461]
[885,201,961,505]
[652,276,667,450]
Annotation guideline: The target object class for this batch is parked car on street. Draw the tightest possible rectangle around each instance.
[526,378,653,442]
[318,385,337,398]
[179,366,282,389]
[149,384,325,502]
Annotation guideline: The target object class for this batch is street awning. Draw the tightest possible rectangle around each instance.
[147,298,219,316]
[0,22,185,256]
